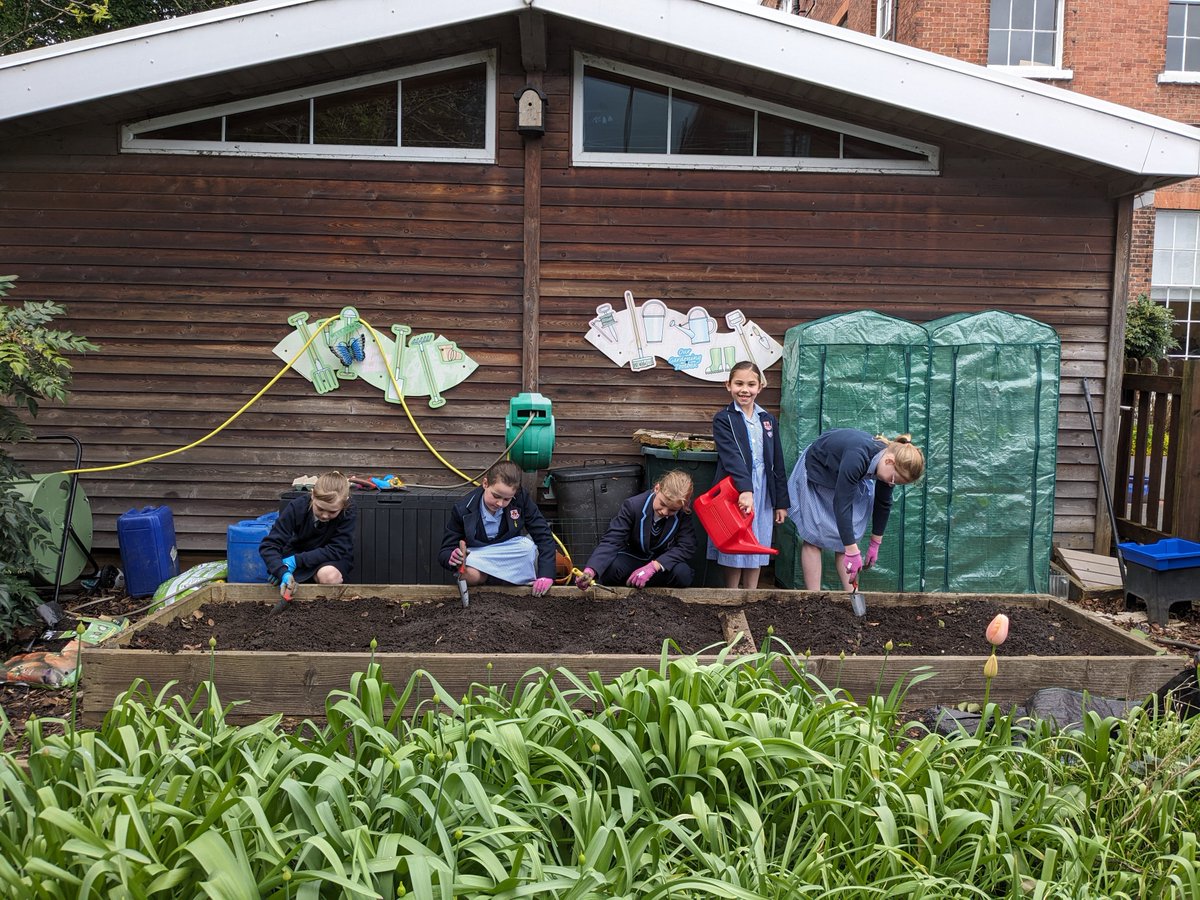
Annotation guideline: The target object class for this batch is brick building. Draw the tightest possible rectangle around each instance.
[780,0,1200,356]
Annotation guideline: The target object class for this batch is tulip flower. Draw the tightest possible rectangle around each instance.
[986,613,1009,647]
[983,653,998,679]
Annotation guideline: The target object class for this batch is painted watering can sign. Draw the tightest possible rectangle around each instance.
[272,306,477,407]
[585,291,783,380]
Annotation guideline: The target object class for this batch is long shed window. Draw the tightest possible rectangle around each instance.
[122,51,495,161]
[572,54,938,173]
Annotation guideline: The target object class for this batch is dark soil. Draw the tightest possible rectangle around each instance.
[743,596,1137,657]
[128,592,1140,657]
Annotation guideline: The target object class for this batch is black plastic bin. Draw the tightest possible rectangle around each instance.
[641,446,723,588]
[548,462,643,568]
[280,486,471,584]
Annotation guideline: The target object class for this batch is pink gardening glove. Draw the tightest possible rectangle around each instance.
[627,562,659,588]
[531,577,554,597]
[843,549,864,582]
[864,537,882,569]
[574,567,596,590]
[448,546,466,568]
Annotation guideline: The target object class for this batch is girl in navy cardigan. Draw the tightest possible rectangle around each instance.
[439,460,557,596]
[709,361,790,589]
[787,429,924,590]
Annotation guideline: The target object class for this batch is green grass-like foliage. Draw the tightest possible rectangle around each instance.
[1,647,1199,898]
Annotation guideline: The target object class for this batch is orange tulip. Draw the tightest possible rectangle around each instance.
[986,613,1009,647]
[983,653,999,679]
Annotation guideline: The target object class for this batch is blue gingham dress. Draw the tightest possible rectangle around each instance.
[787,447,880,552]
[708,405,774,568]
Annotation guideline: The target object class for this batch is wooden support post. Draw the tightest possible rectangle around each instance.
[1097,195,1134,554]
[523,70,547,393]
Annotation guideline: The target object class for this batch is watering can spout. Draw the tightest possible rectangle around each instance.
[694,477,778,557]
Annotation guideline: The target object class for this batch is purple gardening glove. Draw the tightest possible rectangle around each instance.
[575,567,596,590]
[448,546,466,568]
[864,537,882,569]
[531,577,554,597]
[627,562,659,588]
[843,549,864,582]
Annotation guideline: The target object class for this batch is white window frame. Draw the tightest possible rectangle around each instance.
[571,54,939,174]
[876,0,895,40]
[121,50,497,162]
[1159,0,1200,83]
[987,0,1073,81]
[1151,209,1199,359]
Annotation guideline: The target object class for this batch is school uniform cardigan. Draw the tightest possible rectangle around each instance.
[259,495,356,583]
[438,485,557,579]
[803,428,894,546]
[711,402,790,510]
[584,490,698,577]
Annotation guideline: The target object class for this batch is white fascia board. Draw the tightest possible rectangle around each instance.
[0,0,524,123]
[532,0,1200,178]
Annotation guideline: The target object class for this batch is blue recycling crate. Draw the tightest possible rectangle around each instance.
[1119,539,1200,572]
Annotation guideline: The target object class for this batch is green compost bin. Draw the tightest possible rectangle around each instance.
[921,310,1060,594]
[641,446,723,588]
[10,473,93,583]
[777,310,929,591]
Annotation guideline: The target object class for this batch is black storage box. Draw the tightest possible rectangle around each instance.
[280,487,471,584]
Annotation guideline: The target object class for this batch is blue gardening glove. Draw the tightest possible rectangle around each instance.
[531,577,554,597]
[282,555,297,575]
[574,567,596,590]
[627,562,659,588]
[279,573,296,601]
[843,548,864,582]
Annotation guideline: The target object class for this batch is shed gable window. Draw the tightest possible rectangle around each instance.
[122,51,494,161]
[572,55,938,173]
[987,0,1072,80]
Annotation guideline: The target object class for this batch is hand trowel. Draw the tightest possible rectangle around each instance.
[849,575,866,618]
[456,540,470,608]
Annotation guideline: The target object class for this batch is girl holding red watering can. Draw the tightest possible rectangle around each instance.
[708,361,791,590]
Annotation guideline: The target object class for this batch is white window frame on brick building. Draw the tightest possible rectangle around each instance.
[1150,210,1200,358]
[1160,0,1200,84]
[987,0,1073,81]
[876,0,895,40]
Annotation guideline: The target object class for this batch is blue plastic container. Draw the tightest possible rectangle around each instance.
[227,512,279,583]
[117,506,180,598]
[1119,538,1200,572]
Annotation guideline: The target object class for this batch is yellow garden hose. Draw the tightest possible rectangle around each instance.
[56,312,575,568]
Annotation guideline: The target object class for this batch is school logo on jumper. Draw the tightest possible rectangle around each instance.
[584,291,783,381]
[510,509,520,521]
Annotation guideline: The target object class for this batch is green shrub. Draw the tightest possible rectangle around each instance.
[1125,293,1179,360]
[0,275,96,641]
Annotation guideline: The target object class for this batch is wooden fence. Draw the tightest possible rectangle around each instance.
[1113,357,1200,544]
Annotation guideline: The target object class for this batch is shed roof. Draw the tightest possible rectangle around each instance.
[3,0,1199,191]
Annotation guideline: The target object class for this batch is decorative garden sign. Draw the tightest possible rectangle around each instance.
[585,291,783,380]
[272,306,477,407]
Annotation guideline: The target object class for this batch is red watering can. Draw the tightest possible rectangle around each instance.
[694,476,778,556]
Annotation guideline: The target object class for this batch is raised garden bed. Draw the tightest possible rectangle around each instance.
[81,585,1185,724]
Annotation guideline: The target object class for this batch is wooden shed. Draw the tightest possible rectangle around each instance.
[2,0,1200,559]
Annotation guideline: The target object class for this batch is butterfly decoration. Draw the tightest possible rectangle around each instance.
[332,334,367,367]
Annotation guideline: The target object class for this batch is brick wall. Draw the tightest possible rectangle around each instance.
[798,0,1200,312]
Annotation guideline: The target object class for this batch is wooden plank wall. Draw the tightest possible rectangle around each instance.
[0,36,1117,556]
